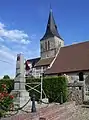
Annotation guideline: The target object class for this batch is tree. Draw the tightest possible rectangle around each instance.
[3,75,10,80]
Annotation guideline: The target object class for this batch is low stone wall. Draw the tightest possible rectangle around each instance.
[67,87,83,105]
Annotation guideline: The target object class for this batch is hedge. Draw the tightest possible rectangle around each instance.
[26,76,68,103]
[0,76,68,103]
[43,76,68,103]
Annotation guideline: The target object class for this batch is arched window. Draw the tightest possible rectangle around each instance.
[79,72,84,81]
[60,42,61,46]
[45,41,47,51]
[58,41,61,47]
[48,41,50,50]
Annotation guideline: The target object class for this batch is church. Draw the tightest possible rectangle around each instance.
[25,8,89,79]
[25,9,64,77]
[25,8,89,80]
[25,9,89,101]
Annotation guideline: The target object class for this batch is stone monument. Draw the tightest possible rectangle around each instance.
[12,53,30,108]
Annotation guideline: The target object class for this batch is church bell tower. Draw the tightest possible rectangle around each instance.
[40,9,64,59]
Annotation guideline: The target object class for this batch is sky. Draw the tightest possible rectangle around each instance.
[0,0,89,78]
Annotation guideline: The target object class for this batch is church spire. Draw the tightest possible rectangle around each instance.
[40,9,63,40]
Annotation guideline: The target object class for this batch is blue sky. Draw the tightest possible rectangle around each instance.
[0,0,89,78]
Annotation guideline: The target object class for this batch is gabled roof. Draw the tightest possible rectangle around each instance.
[40,9,63,41]
[45,41,89,74]
[26,57,40,67]
[35,57,54,67]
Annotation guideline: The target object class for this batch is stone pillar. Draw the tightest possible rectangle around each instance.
[14,54,25,90]
[12,54,30,108]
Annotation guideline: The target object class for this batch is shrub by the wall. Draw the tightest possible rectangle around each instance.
[0,84,14,118]
[26,76,68,103]
[43,76,68,103]
[0,79,14,93]
[0,76,68,103]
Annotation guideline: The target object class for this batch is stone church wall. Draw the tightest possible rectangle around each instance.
[66,72,89,101]
[67,87,83,105]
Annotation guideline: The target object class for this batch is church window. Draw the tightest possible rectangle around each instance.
[58,41,61,47]
[79,72,84,81]
[60,42,61,46]
[45,41,47,51]
[79,86,81,90]
[48,41,50,50]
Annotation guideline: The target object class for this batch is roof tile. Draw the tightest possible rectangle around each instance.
[45,41,89,74]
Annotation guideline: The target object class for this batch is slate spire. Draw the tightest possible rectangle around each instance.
[40,9,63,40]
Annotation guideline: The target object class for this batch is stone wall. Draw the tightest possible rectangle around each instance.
[66,72,89,101]
[67,87,83,105]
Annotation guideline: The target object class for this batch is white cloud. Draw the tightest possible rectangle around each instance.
[0,22,30,44]
[0,44,16,78]
[0,22,39,78]
[0,22,5,29]
[30,34,36,40]
[0,43,34,78]
[0,37,4,41]
[0,45,16,61]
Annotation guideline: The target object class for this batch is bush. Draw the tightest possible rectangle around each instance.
[0,79,14,93]
[3,75,10,80]
[26,76,68,103]
[0,84,14,118]
[43,76,68,103]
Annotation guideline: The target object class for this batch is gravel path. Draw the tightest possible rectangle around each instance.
[69,106,89,120]
[1,104,89,120]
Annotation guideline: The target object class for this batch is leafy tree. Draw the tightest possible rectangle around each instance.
[3,75,10,80]
[0,84,14,118]
[0,75,14,93]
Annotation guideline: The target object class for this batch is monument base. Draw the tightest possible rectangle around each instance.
[42,98,49,104]
[11,90,31,108]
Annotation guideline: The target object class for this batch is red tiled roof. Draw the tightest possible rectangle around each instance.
[45,41,89,74]
[35,57,54,67]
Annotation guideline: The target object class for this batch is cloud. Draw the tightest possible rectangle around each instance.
[0,43,34,78]
[0,44,16,61]
[0,37,4,41]
[0,22,40,78]
[0,44,16,78]
[0,22,30,44]
[30,34,36,40]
